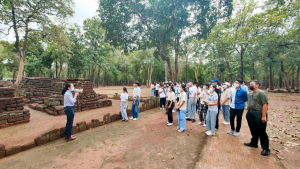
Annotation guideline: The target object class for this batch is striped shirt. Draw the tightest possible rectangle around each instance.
[133,87,141,98]
[64,90,76,107]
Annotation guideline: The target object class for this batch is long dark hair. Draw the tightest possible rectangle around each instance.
[169,86,174,92]
[62,83,72,95]
[123,87,128,93]
[181,84,186,92]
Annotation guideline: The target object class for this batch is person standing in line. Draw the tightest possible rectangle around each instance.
[221,82,231,125]
[151,82,155,97]
[172,82,178,113]
[164,83,170,114]
[227,79,248,136]
[198,83,210,126]
[158,84,166,110]
[241,82,249,109]
[155,82,159,97]
[196,84,201,113]
[166,86,175,126]
[120,87,129,122]
[176,84,187,132]
[187,80,197,123]
[204,84,219,136]
[130,81,141,121]
[62,83,79,142]
[211,78,221,130]
[185,84,190,119]
[244,80,270,156]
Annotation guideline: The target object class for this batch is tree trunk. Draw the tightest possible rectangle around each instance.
[296,66,299,91]
[160,38,174,82]
[103,71,106,87]
[252,61,255,80]
[12,70,16,84]
[240,45,244,82]
[16,56,24,83]
[291,69,295,89]
[55,61,58,78]
[174,35,179,82]
[269,63,274,90]
[279,71,282,88]
[281,62,291,92]
[185,55,188,83]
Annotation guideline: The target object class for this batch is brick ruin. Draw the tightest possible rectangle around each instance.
[16,77,112,116]
[0,87,30,129]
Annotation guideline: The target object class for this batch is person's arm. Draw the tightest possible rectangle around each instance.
[208,99,218,106]
[177,100,185,109]
[221,91,230,106]
[125,94,128,109]
[66,92,77,104]
[243,91,248,102]
[261,104,268,123]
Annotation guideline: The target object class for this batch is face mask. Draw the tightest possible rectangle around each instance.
[234,83,240,88]
[222,85,227,89]
[209,88,213,92]
[71,87,74,91]
[249,85,254,90]
[203,86,206,91]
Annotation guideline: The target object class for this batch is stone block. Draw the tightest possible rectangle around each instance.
[21,141,36,151]
[76,121,87,132]
[91,119,100,128]
[103,113,111,124]
[5,146,22,156]
[49,129,61,142]
[72,125,79,134]
[0,144,5,159]
[34,133,50,146]
[86,122,93,130]
[59,127,66,138]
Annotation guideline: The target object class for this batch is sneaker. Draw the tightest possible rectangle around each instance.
[177,126,180,129]
[206,131,215,136]
[167,123,173,126]
[203,124,206,127]
[172,110,175,113]
[227,130,234,134]
[133,118,138,121]
[205,130,211,134]
[121,119,125,122]
[192,119,196,123]
[261,149,270,156]
[244,142,258,148]
[160,108,162,110]
[198,122,202,125]
[130,117,133,120]
[215,128,218,130]
[233,132,240,136]
[222,121,226,124]
[178,130,185,132]
[163,108,165,110]
[224,122,230,125]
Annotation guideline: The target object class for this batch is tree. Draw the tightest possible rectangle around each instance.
[0,0,74,83]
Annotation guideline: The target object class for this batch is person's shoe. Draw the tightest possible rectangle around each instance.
[167,123,173,126]
[233,131,240,136]
[121,119,125,122]
[133,118,138,121]
[206,131,215,136]
[203,124,206,127]
[222,121,226,124]
[178,129,185,132]
[215,128,218,130]
[244,142,258,148]
[130,117,133,120]
[66,136,76,142]
[224,122,230,125]
[192,119,196,123]
[163,108,165,110]
[205,130,211,134]
[227,130,235,134]
[124,120,128,122]
[160,108,162,110]
[172,110,175,113]
[261,149,270,156]
[187,118,191,121]
[198,122,202,125]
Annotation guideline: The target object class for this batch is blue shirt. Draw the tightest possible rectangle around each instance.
[64,90,76,107]
[230,88,248,109]
[174,87,178,99]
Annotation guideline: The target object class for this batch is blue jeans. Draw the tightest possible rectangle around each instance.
[65,106,74,138]
[206,110,218,133]
[178,110,186,131]
[131,97,140,119]
[121,101,128,120]
[151,89,155,96]
[188,97,197,120]
[222,105,230,122]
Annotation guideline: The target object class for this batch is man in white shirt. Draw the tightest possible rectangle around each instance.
[188,80,197,123]
[155,82,159,97]
[130,81,141,121]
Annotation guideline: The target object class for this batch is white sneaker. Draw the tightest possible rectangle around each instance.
[178,130,184,132]
[160,108,162,110]
[167,123,173,126]
[233,132,240,137]
[163,108,165,110]
[206,131,215,136]
[205,130,211,134]
[222,121,226,124]
[203,124,206,127]
[133,118,138,121]
[198,122,202,125]
[172,110,175,113]
[224,122,230,125]
[227,130,234,134]
[130,117,133,120]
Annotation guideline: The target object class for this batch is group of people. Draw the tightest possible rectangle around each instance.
[62,77,270,156]
[150,78,270,156]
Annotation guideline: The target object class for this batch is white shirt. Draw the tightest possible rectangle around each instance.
[120,92,128,101]
[158,88,166,98]
[199,90,209,104]
[230,88,237,109]
[178,92,187,110]
[133,87,141,97]
[168,91,175,101]
[189,86,197,98]
[208,92,218,111]
[155,84,159,90]
[165,87,170,100]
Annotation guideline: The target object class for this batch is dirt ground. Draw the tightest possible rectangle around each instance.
[0,86,299,169]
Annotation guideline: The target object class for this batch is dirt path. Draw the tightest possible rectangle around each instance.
[0,99,141,148]
[0,109,206,169]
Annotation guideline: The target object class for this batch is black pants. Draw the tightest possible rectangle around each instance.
[167,101,174,123]
[246,110,269,150]
[160,97,166,108]
[215,110,219,129]
[155,90,159,97]
[65,106,74,138]
[230,108,244,132]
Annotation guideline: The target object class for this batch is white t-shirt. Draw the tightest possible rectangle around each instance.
[189,86,197,98]
[168,92,175,101]
[158,88,166,98]
[165,87,170,100]
[155,84,159,90]
[120,92,128,101]
[178,92,187,110]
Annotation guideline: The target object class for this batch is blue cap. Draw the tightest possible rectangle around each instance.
[211,78,219,83]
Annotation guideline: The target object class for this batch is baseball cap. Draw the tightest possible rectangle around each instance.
[211,78,219,83]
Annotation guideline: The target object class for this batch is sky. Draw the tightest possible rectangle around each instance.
[69,0,99,27]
